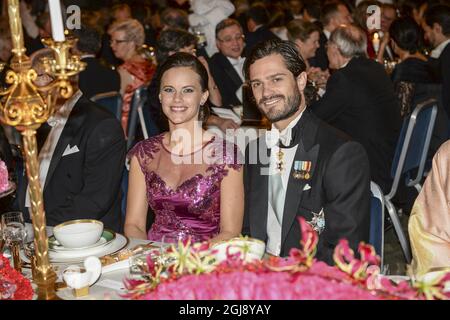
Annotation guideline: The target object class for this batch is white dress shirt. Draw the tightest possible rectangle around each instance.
[266,111,304,256]
[25,90,82,209]
[431,39,450,59]
[226,56,245,103]
[226,56,245,82]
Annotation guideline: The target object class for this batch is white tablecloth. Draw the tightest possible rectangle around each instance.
[23,223,151,300]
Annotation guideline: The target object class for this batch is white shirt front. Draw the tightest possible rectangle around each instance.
[226,56,245,82]
[266,111,304,256]
[25,91,82,209]
[431,39,450,59]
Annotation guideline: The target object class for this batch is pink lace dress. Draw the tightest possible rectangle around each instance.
[127,134,242,242]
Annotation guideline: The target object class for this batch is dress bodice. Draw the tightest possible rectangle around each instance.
[127,134,242,242]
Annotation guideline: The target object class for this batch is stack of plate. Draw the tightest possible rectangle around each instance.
[22,230,129,265]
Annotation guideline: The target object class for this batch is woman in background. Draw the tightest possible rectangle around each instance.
[109,19,155,134]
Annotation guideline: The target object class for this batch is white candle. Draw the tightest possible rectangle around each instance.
[48,0,65,41]
[372,32,380,54]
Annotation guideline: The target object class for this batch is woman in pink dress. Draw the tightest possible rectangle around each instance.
[109,19,155,134]
[124,53,244,243]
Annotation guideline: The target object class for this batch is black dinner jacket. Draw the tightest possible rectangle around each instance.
[308,28,329,71]
[17,95,126,231]
[79,57,121,100]
[243,110,371,265]
[209,52,244,108]
[428,44,450,118]
[310,56,401,194]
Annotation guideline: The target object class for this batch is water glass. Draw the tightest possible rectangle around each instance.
[1,212,26,272]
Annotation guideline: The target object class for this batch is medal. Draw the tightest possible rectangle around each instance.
[293,160,312,180]
[276,149,285,172]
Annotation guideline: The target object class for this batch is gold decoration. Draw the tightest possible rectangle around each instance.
[0,0,85,300]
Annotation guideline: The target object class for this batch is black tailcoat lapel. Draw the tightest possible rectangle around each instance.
[280,111,320,246]
[44,98,87,189]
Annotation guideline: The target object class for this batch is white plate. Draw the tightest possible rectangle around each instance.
[21,233,129,265]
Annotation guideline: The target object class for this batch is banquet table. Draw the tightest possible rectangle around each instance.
[22,223,153,300]
[56,236,151,300]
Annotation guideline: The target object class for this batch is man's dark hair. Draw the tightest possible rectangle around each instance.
[215,18,243,38]
[303,0,322,21]
[73,25,101,54]
[156,28,197,64]
[243,39,306,81]
[389,17,424,54]
[160,8,189,30]
[321,1,342,27]
[246,3,270,26]
[424,4,450,36]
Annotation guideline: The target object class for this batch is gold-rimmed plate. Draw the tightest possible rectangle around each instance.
[49,229,116,252]
[21,233,129,265]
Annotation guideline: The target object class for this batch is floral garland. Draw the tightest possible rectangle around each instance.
[123,217,450,300]
[0,254,33,300]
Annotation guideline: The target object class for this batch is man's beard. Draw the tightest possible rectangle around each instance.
[257,86,302,123]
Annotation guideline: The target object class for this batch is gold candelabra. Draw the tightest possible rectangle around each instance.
[0,0,85,300]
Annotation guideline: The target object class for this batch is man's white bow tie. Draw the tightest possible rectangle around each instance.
[265,127,293,149]
[232,57,245,66]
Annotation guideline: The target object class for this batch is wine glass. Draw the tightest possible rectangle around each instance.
[1,211,26,272]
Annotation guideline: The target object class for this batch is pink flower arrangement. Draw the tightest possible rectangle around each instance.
[0,160,10,193]
[124,217,450,300]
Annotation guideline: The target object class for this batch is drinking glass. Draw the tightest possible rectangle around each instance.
[1,212,26,272]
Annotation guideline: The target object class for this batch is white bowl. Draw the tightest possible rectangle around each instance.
[212,237,265,263]
[53,219,103,249]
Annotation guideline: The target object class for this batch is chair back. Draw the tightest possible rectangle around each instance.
[127,85,159,150]
[120,166,129,226]
[91,91,122,120]
[370,181,385,270]
[387,99,437,199]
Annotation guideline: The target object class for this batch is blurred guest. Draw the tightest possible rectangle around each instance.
[409,140,450,277]
[0,20,11,63]
[188,0,235,57]
[387,17,448,160]
[112,3,132,22]
[379,2,398,61]
[314,1,354,69]
[303,0,322,24]
[125,52,244,243]
[289,0,304,19]
[109,19,156,134]
[423,4,450,119]
[286,19,330,89]
[321,1,354,40]
[400,0,428,26]
[267,3,290,40]
[244,2,280,56]
[310,25,401,193]
[131,2,158,48]
[210,19,246,108]
[73,25,120,100]
[16,49,126,231]
[160,7,190,31]
[381,2,397,33]
[353,0,381,59]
